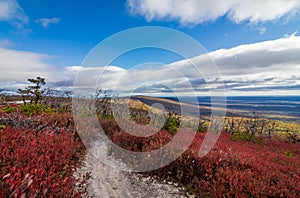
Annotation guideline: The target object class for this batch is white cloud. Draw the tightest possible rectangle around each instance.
[1,35,300,96]
[78,34,300,96]
[0,0,28,28]
[167,34,300,95]
[127,0,300,25]
[0,47,61,83]
[284,30,298,38]
[67,65,126,88]
[209,33,300,75]
[36,17,61,29]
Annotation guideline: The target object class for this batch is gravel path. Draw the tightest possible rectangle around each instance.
[74,151,190,198]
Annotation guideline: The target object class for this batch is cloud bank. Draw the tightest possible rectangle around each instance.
[127,0,300,25]
[1,35,300,96]
[73,34,300,96]
[0,47,74,90]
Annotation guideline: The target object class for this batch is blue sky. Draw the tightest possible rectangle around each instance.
[1,0,300,95]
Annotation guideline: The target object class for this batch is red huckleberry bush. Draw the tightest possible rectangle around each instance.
[99,120,300,197]
[0,113,85,197]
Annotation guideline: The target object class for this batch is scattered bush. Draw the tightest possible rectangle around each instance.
[232,130,254,142]
[163,113,181,134]
[0,125,5,130]
[284,150,293,158]
[0,105,17,114]
[20,103,56,116]
[196,126,207,133]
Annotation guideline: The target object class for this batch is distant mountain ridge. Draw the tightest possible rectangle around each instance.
[131,95,300,123]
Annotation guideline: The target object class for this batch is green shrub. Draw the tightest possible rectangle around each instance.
[20,103,56,116]
[164,116,180,134]
[97,114,115,120]
[197,125,208,133]
[284,150,293,157]
[255,136,265,145]
[232,131,254,142]
[0,105,17,113]
[0,125,5,131]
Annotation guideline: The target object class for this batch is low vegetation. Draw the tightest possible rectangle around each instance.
[0,104,86,197]
[0,77,299,197]
[154,133,300,197]
[224,114,300,143]
[99,119,300,197]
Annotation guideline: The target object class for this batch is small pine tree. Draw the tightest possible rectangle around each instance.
[18,77,46,104]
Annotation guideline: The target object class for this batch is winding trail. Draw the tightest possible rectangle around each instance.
[74,151,189,198]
